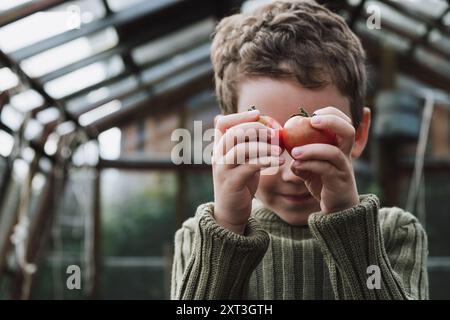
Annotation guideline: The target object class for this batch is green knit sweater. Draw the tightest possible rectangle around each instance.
[171,194,428,300]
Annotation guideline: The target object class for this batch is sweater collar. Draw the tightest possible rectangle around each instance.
[250,194,375,225]
[251,198,314,227]
[250,198,313,239]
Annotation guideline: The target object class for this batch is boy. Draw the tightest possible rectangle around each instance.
[171,0,428,299]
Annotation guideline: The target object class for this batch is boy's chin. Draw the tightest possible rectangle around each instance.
[256,192,321,226]
[271,199,321,227]
[276,210,312,227]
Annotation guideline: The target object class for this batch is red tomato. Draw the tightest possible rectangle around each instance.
[260,115,284,149]
[281,108,337,156]
[257,114,283,131]
[248,106,337,158]
[249,106,284,148]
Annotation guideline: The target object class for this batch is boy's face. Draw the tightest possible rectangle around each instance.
[237,77,353,226]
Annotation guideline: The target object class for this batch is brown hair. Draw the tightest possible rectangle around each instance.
[210,0,366,128]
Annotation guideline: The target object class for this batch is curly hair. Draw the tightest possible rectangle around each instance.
[210,0,366,128]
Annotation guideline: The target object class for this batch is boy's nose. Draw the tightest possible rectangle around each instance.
[280,152,304,183]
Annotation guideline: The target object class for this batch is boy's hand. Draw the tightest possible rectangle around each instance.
[290,106,359,214]
[212,109,285,234]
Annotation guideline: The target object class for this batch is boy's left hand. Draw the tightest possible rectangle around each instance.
[290,106,359,214]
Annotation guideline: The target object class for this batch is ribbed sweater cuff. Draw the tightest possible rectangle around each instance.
[178,202,270,299]
[307,194,406,299]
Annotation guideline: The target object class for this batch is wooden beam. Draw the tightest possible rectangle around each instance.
[100,0,112,16]
[0,208,20,292]
[0,157,13,217]
[114,0,214,43]
[175,103,187,230]
[0,50,84,135]
[1,127,69,294]
[0,179,20,284]
[0,120,56,163]
[97,158,211,172]
[0,91,10,113]
[176,171,188,227]
[88,168,101,299]
[10,164,61,299]
[212,0,246,19]
[399,157,450,173]
[430,104,450,158]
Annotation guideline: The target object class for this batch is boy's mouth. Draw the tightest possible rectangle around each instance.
[278,192,314,204]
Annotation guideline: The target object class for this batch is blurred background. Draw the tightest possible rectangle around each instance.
[0,0,449,300]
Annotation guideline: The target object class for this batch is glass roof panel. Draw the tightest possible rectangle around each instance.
[355,20,410,52]
[0,0,106,53]
[429,30,450,53]
[66,75,138,114]
[414,47,450,76]
[0,0,33,12]
[98,127,121,159]
[106,0,147,12]
[131,18,214,66]
[386,0,449,19]
[20,27,119,78]
[44,55,124,98]
[0,67,20,91]
[78,99,121,126]
[1,104,24,131]
[9,89,45,112]
[0,130,14,157]
[443,11,450,26]
[365,1,427,36]
[36,106,60,124]
[24,119,43,140]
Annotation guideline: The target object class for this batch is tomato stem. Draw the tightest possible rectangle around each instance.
[298,107,309,117]
[289,107,310,118]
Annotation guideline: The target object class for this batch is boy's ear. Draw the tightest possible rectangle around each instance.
[351,107,371,159]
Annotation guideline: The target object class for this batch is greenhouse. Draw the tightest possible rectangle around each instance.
[0,0,449,300]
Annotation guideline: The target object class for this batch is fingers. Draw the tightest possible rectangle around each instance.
[232,156,285,184]
[309,114,355,154]
[214,109,260,132]
[290,143,349,172]
[221,142,283,168]
[291,159,335,180]
[215,143,284,189]
[213,109,260,146]
[313,106,352,125]
[215,122,276,156]
[291,159,356,193]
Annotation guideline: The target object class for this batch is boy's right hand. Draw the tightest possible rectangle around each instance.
[212,109,285,235]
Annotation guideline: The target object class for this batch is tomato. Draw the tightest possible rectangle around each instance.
[249,106,284,148]
[281,107,337,156]
[248,106,337,158]
[257,114,283,131]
